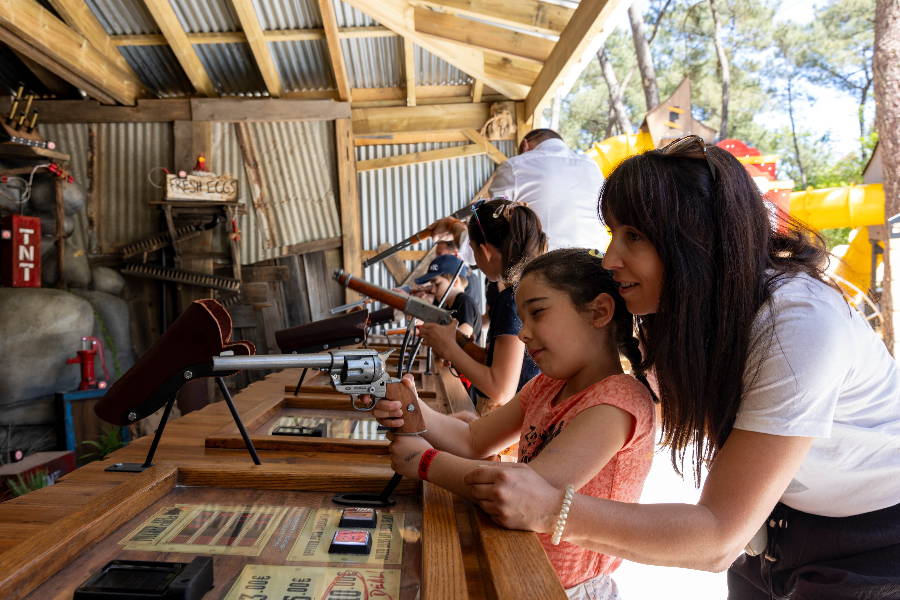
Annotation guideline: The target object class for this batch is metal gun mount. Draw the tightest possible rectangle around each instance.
[212,349,398,411]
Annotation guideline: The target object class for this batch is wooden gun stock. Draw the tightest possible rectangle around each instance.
[455,330,487,364]
[335,270,408,311]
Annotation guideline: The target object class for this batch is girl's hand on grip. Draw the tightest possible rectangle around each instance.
[370,397,404,429]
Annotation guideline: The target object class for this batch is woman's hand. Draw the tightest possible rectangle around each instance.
[464,463,564,534]
[386,432,434,480]
[419,319,460,357]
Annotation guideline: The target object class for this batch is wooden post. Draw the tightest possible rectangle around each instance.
[335,118,362,303]
[86,124,98,253]
[55,178,66,289]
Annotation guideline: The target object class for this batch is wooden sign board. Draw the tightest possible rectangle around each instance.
[164,173,238,202]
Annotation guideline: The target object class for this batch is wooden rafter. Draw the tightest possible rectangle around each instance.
[472,79,483,103]
[0,0,146,105]
[461,128,507,164]
[357,144,486,171]
[404,37,417,106]
[109,27,396,46]
[415,0,574,35]
[525,0,628,118]
[341,0,530,100]
[231,0,284,96]
[414,7,555,65]
[317,0,352,102]
[142,0,217,97]
[352,101,513,135]
[46,0,142,82]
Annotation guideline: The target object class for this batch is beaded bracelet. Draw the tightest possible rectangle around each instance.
[551,484,575,546]
[418,449,440,481]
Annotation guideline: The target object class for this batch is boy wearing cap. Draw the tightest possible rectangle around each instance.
[414,255,482,346]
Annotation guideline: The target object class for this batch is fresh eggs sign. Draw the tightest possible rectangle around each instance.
[1,215,40,287]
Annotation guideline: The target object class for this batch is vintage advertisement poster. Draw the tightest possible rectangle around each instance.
[287,509,403,565]
[120,504,298,556]
[223,565,401,600]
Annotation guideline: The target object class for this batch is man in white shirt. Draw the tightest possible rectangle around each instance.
[430,128,607,263]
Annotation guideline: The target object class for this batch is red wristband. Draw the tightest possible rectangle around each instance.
[418,449,440,481]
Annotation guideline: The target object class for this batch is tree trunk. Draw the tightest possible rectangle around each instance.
[598,48,633,134]
[709,0,730,140]
[859,77,872,162]
[874,0,900,354]
[550,93,562,131]
[628,0,660,111]
[787,78,807,189]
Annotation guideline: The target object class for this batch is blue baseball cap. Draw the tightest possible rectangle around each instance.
[414,254,468,285]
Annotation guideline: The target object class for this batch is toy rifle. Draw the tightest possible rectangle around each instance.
[362,204,472,268]
[333,269,486,364]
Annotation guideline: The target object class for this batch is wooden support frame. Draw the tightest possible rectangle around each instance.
[414,6,555,65]
[525,0,628,119]
[0,0,147,105]
[142,0,217,97]
[462,129,508,164]
[317,0,352,102]
[109,26,397,46]
[357,143,487,172]
[352,101,514,136]
[234,122,277,248]
[231,0,285,97]
[416,0,575,36]
[336,118,363,303]
[404,36,417,107]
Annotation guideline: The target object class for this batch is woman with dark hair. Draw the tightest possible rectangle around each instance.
[463,136,900,599]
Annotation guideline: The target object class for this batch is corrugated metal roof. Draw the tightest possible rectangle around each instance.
[195,43,268,96]
[170,0,240,33]
[332,0,376,27]
[414,44,471,87]
[210,121,341,265]
[119,46,195,97]
[269,40,335,91]
[85,0,159,34]
[342,36,403,89]
[356,140,513,296]
[254,0,322,29]
[37,124,91,252]
[96,123,173,252]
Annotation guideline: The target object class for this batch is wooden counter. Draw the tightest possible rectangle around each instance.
[0,366,566,600]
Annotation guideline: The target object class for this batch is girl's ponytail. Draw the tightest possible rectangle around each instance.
[467,198,547,282]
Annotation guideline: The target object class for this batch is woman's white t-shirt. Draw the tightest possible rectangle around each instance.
[734,272,900,517]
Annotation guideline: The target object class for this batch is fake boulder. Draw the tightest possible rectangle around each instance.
[0,288,94,403]
[90,267,126,296]
[42,238,91,288]
[29,175,86,215]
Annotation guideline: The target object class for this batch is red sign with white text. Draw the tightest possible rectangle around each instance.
[1,215,41,287]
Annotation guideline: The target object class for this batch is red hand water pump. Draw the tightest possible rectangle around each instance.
[66,336,109,391]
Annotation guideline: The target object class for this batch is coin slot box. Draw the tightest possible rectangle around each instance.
[328,530,372,555]
[339,507,377,529]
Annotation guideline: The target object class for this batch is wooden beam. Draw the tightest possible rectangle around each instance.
[352,101,514,135]
[0,27,117,105]
[0,98,192,122]
[286,235,343,256]
[46,0,142,82]
[234,122,277,248]
[317,0,352,102]
[404,37,417,107]
[109,27,396,46]
[357,144,487,172]
[416,0,574,35]
[190,98,351,121]
[515,100,531,146]
[472,79,483,103]
[230,0,284,97]
[484,54,542,86]
[362,249,428,260]
[0,0,146,105]
[142,0,217,97]
[525,0,626,118]
[341,0,530,100]
[414,7,554,65]
[335,119,362,303]
[462,128,507,164]
[354,131,469,145]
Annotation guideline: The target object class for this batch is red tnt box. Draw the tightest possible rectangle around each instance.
[0,215,41,287]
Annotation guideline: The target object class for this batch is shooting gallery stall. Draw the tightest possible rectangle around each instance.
[0,0,628,597]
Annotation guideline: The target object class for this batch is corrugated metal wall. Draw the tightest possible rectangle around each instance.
[357,140,513,295]
[97,123,174,252]
[211,121,341,265]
